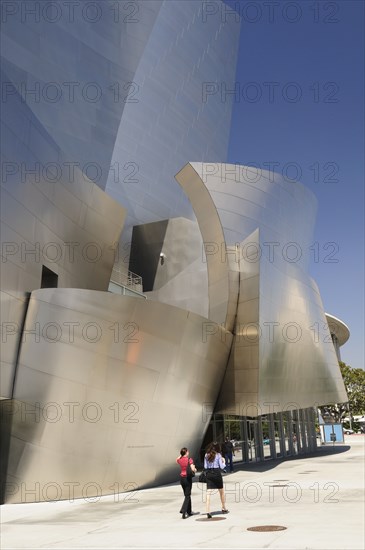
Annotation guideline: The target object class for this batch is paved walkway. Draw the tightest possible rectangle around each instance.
[1,436,364,549]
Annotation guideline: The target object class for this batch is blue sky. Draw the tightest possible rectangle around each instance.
[226,0,364,369]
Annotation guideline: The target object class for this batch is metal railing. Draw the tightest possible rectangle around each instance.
[110,264,143,292]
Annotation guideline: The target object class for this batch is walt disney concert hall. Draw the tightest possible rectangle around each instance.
[0,1,349,503]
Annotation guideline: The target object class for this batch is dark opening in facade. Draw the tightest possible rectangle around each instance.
[41,265,58,288]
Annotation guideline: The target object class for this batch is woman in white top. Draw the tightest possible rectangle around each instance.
[204,442,229,518]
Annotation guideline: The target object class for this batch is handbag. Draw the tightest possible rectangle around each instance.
[198,470,208,483]
[186,458,195,478]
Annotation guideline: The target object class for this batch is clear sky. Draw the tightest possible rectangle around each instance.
[225,0,364,369]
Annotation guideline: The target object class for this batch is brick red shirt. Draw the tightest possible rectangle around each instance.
[176,456,194,477]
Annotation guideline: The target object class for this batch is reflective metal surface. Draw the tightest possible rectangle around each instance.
[1,1,241,503]
[0,86,125,399]
[0,0,350,504]
[175,164,239,330]
[176,163,348,415]
[325,313,350,361]
[104,0,241,262]
[130,217,210,318]
[1,0,163,190]
[325,314,350,347]
[4,289,232,503]
[1,1,241,269]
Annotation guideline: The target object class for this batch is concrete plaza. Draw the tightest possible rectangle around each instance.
[1,436,364,549]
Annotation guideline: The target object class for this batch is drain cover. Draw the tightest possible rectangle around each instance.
[196,517,227,522]
[247,525,287,532]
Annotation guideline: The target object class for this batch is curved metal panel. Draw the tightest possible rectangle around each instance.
[177,163,347,416]
[188,162,317,269]
[325,313,350,347]
[105,0,241,259]
[4,288,232,503]
[1,0,241,397]
[0,82,126,398]
[1,1,163,190]
[325,313,350,361]
[175,163,237,329]
[144,217,210,319]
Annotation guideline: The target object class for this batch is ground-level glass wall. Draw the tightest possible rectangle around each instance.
[200,408,318,466]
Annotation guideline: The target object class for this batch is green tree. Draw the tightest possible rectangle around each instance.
[339,361,365,416]
[320,362,365,422]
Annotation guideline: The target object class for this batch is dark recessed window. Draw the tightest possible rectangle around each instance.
[41,265,58,288]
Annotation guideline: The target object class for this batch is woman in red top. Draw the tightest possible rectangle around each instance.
[176,447,197,519]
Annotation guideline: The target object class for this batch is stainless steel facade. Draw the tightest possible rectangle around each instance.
[104,1,241,254]
[3,288,232,503]
[325,313,350,361]
[1,0,242,503]
[1,1,349,505]
[1,0,163,189]
[1,0,241,262]
[130,217,210,318]
[0,0,240,400]
[0,85,126,399]
[175,163,348,414]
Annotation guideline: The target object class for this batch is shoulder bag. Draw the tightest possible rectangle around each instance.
[186,457,195,479]
[198,456,212,483]
[198,469,208,483]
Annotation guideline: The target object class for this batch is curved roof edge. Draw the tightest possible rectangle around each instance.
[325,313,350,346]
[189,161,318,209]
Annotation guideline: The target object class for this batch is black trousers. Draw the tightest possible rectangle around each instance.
[179,476,192,514]
[225,452,233,471]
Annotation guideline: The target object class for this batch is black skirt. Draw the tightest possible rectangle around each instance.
[206,468,223,490]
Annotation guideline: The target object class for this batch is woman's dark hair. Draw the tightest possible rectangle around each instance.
[206,442,220,462]
[180,447,188,456]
